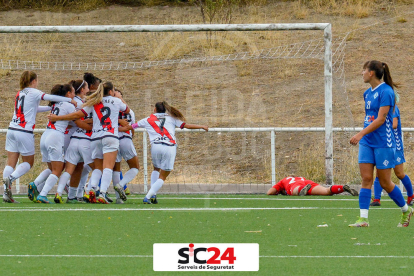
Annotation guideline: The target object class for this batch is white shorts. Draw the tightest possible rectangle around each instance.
[5,129,35,156]
[91,137,119,160]
[116,138,137,162]
[64,133,71,153]
[65,138,93,165]
[151,143,177,171]
[40,129,65,163]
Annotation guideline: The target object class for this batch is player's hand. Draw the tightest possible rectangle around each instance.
[118,119,129,127]
[47,113,58,122]
[350,133,363,145]
[84,118,93,124]
[202,125,209,132]
[70,99,78,107]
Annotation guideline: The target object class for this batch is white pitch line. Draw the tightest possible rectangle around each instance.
[0,207,402,211]
[11,196,394,202]
[0,255,412,259]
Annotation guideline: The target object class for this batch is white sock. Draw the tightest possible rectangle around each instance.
[402,204,409,213]
[360,209,369,219]
[113,171,121,199]
[146,179,164,199]
[77,164,92,198]
[150,171,160,196]
[9,162,31,182]
[68,187,77,199]
[100,168,112,193]
[90,169,102,190]
[120,168,139,187]
[37,181,46,192]
[85,177,92,193]
[151,171,160,185]
[57,172,71,196]
[39,174,59,197]
[34,169,52,186]
[3,166,14,189]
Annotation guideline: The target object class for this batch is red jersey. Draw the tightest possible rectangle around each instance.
[272,177,317,195]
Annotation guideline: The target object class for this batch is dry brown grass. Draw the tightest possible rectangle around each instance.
[0,1,413,187]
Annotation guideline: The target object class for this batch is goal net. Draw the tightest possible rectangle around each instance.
[0,24,356,194]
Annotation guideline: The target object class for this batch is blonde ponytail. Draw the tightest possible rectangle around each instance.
[83,81,113,107]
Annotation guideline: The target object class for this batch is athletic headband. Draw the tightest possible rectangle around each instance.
[75,80,85,92]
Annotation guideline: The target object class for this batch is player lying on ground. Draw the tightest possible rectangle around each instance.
[266,176,358,196]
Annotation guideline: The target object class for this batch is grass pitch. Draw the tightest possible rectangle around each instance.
[0,194,413,275]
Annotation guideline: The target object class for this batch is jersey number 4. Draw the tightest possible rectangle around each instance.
[14,92,27,128]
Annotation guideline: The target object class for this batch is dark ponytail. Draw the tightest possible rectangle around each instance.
[155,101,186,122]
[49,84,72,106]
[363,60,399,89]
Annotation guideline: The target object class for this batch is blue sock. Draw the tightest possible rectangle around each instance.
[359,188,371,210]
[373,177,382,200]
[120,171,127,190]
[98,178,101,189]
[388,185,406,208]
[401,175,413,197]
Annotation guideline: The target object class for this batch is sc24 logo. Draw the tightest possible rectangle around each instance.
[178,243,236,264]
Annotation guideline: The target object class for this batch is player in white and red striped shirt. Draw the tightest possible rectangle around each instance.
[128,101,208,204]
[3,71,77,204]
[48,81,129,204]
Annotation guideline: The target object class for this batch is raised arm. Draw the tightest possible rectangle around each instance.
[47,110,85,122]
[42,94,77,107]
[184,123,209,132]
[37,106,52,113]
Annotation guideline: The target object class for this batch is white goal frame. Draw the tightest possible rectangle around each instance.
[0,23,334,185]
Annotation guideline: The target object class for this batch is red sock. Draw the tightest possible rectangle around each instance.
[330,185,344,194]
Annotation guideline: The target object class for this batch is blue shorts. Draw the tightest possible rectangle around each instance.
[395,150,405,166]
[358,144,395,169]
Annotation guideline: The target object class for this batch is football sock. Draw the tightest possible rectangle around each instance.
[388,185,406,209]
[359,188,371,218]
[373,177,382,200]
[90,169,102,190]
[34,169,52,186]
[37,181,46,192]
[120,168,139,187]
[57,172,71,196]
[401,175,413,197]
[151,171,160,185]
[146,179,164,199]
[113,171,121,199]
[100,168,112,193]
[68,187,77,199]
[330,185,344,194]
[40,174,59,197]
[150,171,160,196]
[3,165,14,189]
[77,164,92,198]
[9,162,31,182]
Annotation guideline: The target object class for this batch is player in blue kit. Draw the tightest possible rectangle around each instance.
[370,103,413,207]
[349,60,413,227]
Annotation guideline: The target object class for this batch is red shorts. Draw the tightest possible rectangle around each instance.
[288,183,319,195]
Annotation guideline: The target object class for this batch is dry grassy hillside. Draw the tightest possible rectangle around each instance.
[0,0,413,190]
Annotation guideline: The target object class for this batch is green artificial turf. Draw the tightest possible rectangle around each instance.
[0,194,413,275]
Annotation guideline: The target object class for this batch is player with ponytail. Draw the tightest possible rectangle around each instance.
[128,101,208,204]
[349,60,413,227]
[48,81,129,204]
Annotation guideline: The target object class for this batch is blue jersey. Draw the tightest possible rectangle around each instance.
[360,83,395,148]
[393,105,403,151]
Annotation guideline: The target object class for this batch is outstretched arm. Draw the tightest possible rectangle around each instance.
[47,110,84,122]
[184,124,209,132]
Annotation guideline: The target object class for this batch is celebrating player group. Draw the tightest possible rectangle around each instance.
[2,71,208,205]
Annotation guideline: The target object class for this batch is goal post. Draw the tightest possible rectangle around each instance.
[0,23,334,191]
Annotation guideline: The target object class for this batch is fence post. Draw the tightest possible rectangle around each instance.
[271,130,276,185]
[143,131,148,193]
